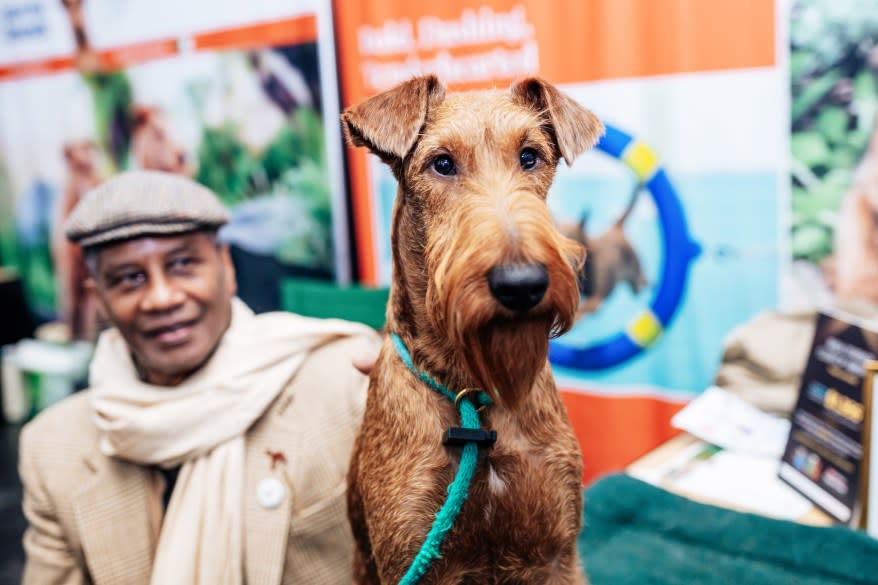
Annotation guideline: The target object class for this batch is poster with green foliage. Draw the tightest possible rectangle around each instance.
[0,1,347,338]
[789,0,878,308]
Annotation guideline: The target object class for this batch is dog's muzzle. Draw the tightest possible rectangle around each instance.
[487,263,548,312]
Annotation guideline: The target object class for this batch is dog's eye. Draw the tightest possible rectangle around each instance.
[432,155,456,176]
[520,148,539,171]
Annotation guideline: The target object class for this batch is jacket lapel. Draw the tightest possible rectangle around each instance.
[244,411,295,585]
[73,452,155,585]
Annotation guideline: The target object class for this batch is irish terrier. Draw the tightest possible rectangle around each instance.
[342,75,603,584]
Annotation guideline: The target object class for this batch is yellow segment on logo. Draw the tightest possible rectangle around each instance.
[627,310,663,347]
[623,142,660,182]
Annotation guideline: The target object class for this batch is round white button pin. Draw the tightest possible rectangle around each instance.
[257,477,285,509]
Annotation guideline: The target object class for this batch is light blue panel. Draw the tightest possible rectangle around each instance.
[551,172,778,394]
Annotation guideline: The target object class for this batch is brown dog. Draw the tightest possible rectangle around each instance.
[560,184,648,317]
[342,76,603,584]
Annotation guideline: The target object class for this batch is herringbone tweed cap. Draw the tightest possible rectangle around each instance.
[65,170,229,247]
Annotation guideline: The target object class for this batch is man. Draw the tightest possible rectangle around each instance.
[18,170,378,585]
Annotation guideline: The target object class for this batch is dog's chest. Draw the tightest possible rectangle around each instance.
[437,417,583,569]
[357,362,584,580]
[472,436,577,513]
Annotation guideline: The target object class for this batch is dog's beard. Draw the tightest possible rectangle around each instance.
[425,195,583,406]
[460,317,552,407]
[446,271,579,407]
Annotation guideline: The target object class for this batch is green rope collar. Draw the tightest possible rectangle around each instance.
[390,332,495,585]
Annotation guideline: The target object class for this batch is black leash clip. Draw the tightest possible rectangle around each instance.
[442,427,497,448]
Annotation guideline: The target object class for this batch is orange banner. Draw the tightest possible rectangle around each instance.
[0,55,74,81]
[560,391,687,484]
[0,14,317,81]
[335,0,774,100]
[194,15,317,53]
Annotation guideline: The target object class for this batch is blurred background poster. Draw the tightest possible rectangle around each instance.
[785,0,878,312]
[0,0,348,334]
[335,0,781,481]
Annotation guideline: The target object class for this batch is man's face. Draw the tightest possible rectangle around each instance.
[90,232,236,386]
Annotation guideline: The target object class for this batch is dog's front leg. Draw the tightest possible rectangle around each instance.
[348,444,381,585]
[351,545,380,585]
[544,545,589,585]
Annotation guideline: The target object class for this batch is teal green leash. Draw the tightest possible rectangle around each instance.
[390,333,495,585]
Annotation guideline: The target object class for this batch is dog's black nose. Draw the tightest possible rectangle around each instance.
[487,263,548,312]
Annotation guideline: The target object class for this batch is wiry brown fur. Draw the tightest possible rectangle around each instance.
[342,75,604,584]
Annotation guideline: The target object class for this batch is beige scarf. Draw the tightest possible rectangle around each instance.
[89,298,372,585]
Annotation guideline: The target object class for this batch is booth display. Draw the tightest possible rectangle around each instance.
[334,0,777,482]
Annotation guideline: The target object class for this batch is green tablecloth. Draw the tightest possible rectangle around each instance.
[580,474,877,585]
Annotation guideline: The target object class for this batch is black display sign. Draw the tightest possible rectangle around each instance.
[779,312,878,523]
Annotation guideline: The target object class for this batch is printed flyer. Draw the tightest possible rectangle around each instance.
[779,312,878,522]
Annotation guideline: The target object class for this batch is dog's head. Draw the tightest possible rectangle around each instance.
[343,76,603,403]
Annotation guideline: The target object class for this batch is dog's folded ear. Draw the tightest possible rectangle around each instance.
[510,78,605,166]
[341,75,446,164]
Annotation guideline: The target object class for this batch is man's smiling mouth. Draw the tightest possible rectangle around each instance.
[144,320,198,345]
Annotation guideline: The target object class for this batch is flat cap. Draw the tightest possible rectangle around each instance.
[65,171,229,247]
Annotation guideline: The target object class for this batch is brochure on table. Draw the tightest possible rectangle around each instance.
[647,386,812,522]
[778,312,878,524]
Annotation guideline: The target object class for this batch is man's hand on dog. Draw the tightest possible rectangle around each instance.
[352,346,379,376]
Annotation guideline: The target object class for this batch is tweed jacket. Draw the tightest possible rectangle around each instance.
[18,334,373,585]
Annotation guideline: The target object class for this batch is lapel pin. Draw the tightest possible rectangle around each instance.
[265,449,287,471]
[257,477,285,510]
